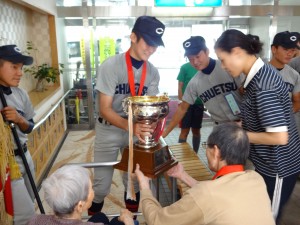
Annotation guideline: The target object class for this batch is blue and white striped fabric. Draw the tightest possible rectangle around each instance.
[242,59,300,178]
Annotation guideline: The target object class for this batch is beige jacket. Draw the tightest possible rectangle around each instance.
[141,170,275,225]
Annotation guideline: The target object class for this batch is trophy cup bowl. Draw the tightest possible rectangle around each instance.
[122,95,170,148]
[114,95,178,178]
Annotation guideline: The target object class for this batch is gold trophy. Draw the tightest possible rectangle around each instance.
[114,95,177,178]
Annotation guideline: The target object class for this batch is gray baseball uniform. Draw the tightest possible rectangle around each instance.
[278,64,300,135]
[289,56,300,74]
[0,87,36,225]
[93,52,160,203]
[183,60,243,123]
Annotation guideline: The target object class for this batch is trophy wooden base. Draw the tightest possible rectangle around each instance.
[114,143,177,178]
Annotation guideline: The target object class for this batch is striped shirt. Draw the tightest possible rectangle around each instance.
[242,58,300,178]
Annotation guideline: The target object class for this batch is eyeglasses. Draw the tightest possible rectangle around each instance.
[201,142,209,149]
[201,142,214,149]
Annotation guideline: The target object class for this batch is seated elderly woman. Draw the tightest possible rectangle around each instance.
[135,123,276,225]
[27,165,135,225]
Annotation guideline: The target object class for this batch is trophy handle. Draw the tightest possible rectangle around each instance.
[153,118,166,142]
[122,98,130,114]
[158,104,169,119]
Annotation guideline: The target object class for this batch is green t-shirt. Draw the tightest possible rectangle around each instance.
[177,62,203,105]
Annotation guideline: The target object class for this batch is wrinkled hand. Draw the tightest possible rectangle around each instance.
[118,208,134,225]
[167,163,184,179]
[1,106,22,124]
[133,123,155,143]
[135,164,150,190]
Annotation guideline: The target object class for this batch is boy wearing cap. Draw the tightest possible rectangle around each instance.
[289,32,300,73]
[89,16,165,216]
[269,31,300,135]
[163,36,243,138]
[0,45,36,225]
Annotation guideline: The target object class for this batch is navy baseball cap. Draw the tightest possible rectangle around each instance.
[183,36,207,56]
[0,45,33,65]
[272,31,300,49]
[291,31,300,42]
[132,16,165,47]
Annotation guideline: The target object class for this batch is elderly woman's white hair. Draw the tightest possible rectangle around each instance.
[42,165,90,217]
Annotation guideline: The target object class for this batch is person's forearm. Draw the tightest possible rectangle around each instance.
[140,189,163,225]
[178,90,183,101]
[178,82,183,100]
[293,101,300,112]
[292,94,300,112]
[141,189,201,225]
[101,108,128,131]
[16,115,31,133]
[247,131,288,145]
[179,171,198,188]
[123,218,135,225]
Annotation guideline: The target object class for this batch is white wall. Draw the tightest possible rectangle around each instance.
[249,17,271,61]
[56,18,69,93]
[277,16,300,33]
[249,16,300,61]
[158,68,180,96]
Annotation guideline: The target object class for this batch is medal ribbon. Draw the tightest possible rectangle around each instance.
[212,165,244,180]
[125,50,147,96]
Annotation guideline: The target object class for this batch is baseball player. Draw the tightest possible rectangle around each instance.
[269,31,300,135]
[89,16,165,217]
[288,31,300,73]
[163,36,243,138]
[0,45,36,225]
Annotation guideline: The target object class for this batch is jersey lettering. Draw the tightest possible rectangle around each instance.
[285,82,294,93]
[200,82,237,103]
[115,83,148,96]
[115,83,129,94]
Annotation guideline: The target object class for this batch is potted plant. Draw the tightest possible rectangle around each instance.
[24,41,64,92]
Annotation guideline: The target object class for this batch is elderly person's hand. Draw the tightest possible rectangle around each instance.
[135,164,150,190]
[118,208,135,225]
[167,163,185,180]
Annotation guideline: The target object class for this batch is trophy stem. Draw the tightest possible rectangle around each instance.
[135,140,158,149]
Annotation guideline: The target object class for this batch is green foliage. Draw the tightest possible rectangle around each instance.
[24,63,64,83]
[24,41,64,83]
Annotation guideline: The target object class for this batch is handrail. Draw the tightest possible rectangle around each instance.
[81,212,143,220]
[67,161,120,168]
[33,90,70,130]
